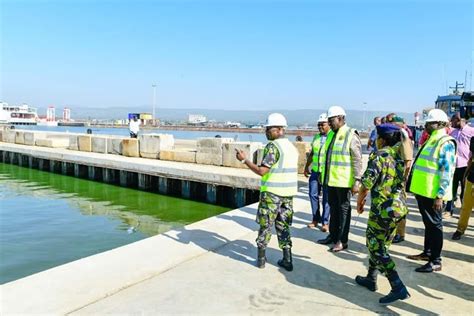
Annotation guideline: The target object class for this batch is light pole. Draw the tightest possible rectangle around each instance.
[152,84,157,120]
[362,102,367,131]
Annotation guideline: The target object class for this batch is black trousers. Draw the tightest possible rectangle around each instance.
[416,195,443,264]
[328,186,352,244]
[446,167,467,213]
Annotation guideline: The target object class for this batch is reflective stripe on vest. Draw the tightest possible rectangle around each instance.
[260,138,299,197]
[311,134,322,172]
[328,125,355,188]
[319,130,335,183]
[409,129,456,200]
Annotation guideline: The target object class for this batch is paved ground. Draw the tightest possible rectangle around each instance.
[70,190,473,315]
[2,178,473,315]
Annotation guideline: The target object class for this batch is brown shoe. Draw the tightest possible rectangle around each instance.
[407,252,430,261]
[331,241,348,252]
[442,211,451,219]
[307,221,318,228]
[321,224,329,232]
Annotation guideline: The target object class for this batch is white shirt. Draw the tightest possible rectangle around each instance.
[129,120,140,134]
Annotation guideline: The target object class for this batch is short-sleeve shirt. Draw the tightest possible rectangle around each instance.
[361,144,408,219]
[399,129,414,161]
[450,125,474,168]
[260,142,280,168]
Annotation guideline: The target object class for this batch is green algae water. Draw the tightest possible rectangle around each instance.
[0,163,230,284]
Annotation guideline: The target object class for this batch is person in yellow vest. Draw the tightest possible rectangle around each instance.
[407,109,457,272]
[304,113,331,232]
[235,113,299,271]
[317,106,363,252]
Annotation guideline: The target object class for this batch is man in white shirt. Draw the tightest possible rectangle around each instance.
[129,117,140,138]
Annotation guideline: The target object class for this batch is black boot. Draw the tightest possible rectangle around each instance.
[257,248,266,269]
[277,248,293,271]
[379,271,410,305]
[355,267,378,292]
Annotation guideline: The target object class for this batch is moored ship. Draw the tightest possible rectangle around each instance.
[0,102,38,125]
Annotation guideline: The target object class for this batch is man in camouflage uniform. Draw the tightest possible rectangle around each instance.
[355,124,411,305]
[236,113,298,271]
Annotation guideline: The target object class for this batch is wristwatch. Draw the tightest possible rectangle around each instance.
[241,159,247,164]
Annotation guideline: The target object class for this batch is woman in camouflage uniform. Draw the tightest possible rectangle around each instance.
[355,124,411,305]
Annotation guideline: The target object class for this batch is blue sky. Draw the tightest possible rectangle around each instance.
[1,0,472,113]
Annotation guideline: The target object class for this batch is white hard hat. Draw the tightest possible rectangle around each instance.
[425,109,449,123]
[265,113,288,127]
[317,113,328,123]
[327,106,346,118]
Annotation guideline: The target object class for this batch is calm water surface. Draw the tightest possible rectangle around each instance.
[0,163,229,284]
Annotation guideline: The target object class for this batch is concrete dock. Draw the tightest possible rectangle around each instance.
[1,187,472,315]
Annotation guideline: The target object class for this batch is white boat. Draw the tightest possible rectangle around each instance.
[0,102,38,125]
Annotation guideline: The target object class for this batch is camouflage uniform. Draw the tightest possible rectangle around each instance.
[256,142,293,250]
[362,144,408,276]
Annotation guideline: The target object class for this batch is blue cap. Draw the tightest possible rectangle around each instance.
[376,123,401,136]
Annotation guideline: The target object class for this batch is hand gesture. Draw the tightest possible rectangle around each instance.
[304,169,310,178]
[235,148,246,161]
[356,197,366,214]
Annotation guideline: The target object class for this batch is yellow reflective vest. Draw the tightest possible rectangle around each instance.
[321,125,356,188]
[260,138,299,197]
[311,133,327,172]
[409,129,456,200]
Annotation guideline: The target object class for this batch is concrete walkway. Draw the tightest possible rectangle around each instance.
[2,186,473,315]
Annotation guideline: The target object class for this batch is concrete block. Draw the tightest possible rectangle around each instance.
[195,137,234,166]
[222,142,263,169]
[24,132,46,146]
[35,138,70,148]
[139,134,174,159]
[2,131,16,143]
[293,142,310,174]
[107,137,124,155]
[14,131,25,145]
[78,135,92,152]
[197,137,233,148]
[68,135,79,151]
[160,150,197,163]
[122,138,139,157]
[91,136,108,154]
[196,148,224,166]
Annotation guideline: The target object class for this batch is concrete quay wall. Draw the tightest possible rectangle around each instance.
[0,143,260,208]
[0,127,312,173]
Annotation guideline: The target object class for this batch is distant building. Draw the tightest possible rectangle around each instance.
[63,107,71,121]
[46,106,56,122]
[188,114,207,125]
[225,121,241,128]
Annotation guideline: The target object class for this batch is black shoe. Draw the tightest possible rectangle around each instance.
[392,234,405,244]
[277,248,293,271]
[415,261,442,273]
[355,275,378,292]
[257,248,266,269]
[407,252,430,261]
[452,231,463,240]
[379,286,410,305]
[379,271,410,305]
[317,235,333,245]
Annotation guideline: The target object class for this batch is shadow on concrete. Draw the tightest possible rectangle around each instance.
[298,223,474,301]
[279,255,436,315]
[163,226,255,266]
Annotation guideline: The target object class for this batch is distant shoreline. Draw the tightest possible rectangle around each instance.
[90,123,321,137]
